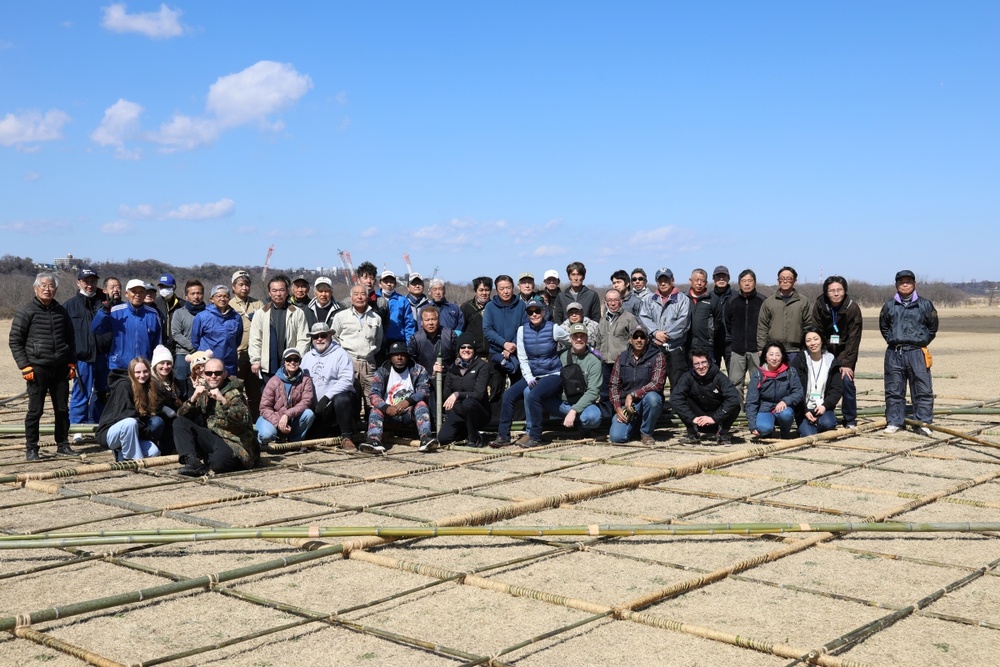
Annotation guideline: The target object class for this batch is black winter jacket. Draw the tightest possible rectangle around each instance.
[670,364,742,424]
[443,357,491,403]
[9,297,76,369]
[65,290,111,362]
[724,289,765,355]
[811,295,863,370]
[879,294,938,347]
[791,353,844,423]
[96,369,153,449]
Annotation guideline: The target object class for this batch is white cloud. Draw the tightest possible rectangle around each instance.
[334,91,348,106]
[119,198,235,221]
[0,39,13,49]
[533,245,567,257]
[91,98,144,158]
[147,60,312,151]
[101,220,134,235]
[166,198,235,220]
[359,227,378,238]
[23,171,40,182]
[0,219,70,234]
[627,225,698,249]
[101,3,185,39]
[0,109,71,147]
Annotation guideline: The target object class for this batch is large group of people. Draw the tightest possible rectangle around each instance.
[9,261,939,473]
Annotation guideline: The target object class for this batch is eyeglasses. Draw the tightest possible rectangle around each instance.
[285,358,301,364]
[631,277,645,282]
[692,361,710,368]
[459,344,475,350]
[606,298,621,303]
[203,370,224,377]
[631,333,647,340]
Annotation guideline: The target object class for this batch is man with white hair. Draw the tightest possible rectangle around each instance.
[92,278,162,371]
[302,322,357,450]
[331,284,384,414]
[422,278,465,332]
[65,267,110,430]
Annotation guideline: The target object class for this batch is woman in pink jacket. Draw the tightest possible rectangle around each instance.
[256,347,315,445]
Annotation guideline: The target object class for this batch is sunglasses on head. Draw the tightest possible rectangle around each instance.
[203,370,224,377]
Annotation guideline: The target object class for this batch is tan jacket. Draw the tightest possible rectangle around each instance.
[331,306,383,363]
[248,303,309,373]
[231,295,264,352]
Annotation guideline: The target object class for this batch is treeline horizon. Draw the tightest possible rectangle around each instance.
[0,254,984,319]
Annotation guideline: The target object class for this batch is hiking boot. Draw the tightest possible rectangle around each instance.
[56,443,80,457]
[25,447,40,462]
[639,433,656,446]
[884,425,901,434]
[512,433,532,447]
[177,457,209,477]
[679,433,701,445]
[518,438,542,449]
[716,432,732,446]
[488,436,511,449]
[418,436,440,453]
[359,441,386,455]
[340,437,358,452]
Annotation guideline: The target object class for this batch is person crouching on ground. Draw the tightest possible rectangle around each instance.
[151,344,185,454]
[439,333,492,448]
[301,322,358,451]
[746,342,803,439]
[792,327,843,436]
[608,324,666,445]
[256,348,316,447]
[360,341,437,455]
[96,357,162,461]
[670,349,741,445]
[173,359,256,476]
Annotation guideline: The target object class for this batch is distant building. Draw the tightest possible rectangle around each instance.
[53,253,76,270]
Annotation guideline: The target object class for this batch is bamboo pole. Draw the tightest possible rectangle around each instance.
[13,626,126,667]
[905,418,1000,448]
[0,455,179,485]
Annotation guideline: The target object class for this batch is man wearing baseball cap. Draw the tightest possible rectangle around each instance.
[65,267,110,430]
[304,276,343,329]
[230,269,264,419]
[92,278,162,371]
[360,340,437,454]
[153,273,187,355]
[639,267,691,391]
[880,270,938,436]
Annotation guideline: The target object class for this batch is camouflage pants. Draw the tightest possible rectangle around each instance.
[366,401,432,444]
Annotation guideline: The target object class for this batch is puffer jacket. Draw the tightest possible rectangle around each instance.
[10,296,76,369]
[670,363,742,424]
[177,376,257,469]
[745,365,804,432]
[879,293,938,347]
[259,366,315,426]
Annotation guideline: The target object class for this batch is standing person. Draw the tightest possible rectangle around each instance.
[153,274,186,352]
[812,276,863,428]
[460,276,492,358]
[725,269,766,398]
[289,275,311,307]
[406,273,429,321]
[230,269,263,419]
[192,285,243,375]
[686,268,714,358]
[594,288,640,407]
[96,356,162,461]
[516,272,540,305]
[9,272,78,460]
[611,270,643,319]
[173,359,256,476]
[304,276,344,328]
[256,348,316,447]
[301,322,357,450]
[711,266,734,371]
[608,324,666,445]
[792,328,843,436]
[745,342,803,439]
[249,274,309,385]
[92,279,162,371]
[423,278,465,332]
[331,285,384,416]
[65,267,109,435]
[360,341,438,455]
[639,268,691,391]
[540,270,563,322]
[555,262,601,323]
[170,279,206,382]
[757,266,811,360]
[103,277,122,305]
[630,268,651,301]
[671,350,742,445]
[880,270,938,435]
[482,274,527,401]
[377,270,416,347]
[438,333,492,448]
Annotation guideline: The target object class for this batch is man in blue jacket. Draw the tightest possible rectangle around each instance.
[92,279,162,371]
[376,270,416,347]
[482,274,527,402]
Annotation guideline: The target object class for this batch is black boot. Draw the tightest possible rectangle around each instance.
[178,456,209,477]
[56,443,80,457]
[25,446,40,461]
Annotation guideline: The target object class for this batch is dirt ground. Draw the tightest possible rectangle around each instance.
[2,308,1000,667]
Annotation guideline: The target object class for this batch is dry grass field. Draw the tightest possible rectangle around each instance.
[1,308,999,666]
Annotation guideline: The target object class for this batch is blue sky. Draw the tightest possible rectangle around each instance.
[2,2,998,285]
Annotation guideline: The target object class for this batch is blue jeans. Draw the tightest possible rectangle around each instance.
[106,418,161,460]
[798,410,838,436]
[500,375,562,439]
[174,353,191,382]
[531,394,602,439]
[609,392,663,443]
[841,373,857,425]
[256,409,316,445]
[884,347,933,426]
[755,407,795,438]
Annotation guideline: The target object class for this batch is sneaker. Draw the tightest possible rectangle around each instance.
[916,426,933,437]
[418,437,439,453]
[716,432,732,445]
[518,438,543,449]
[639,433,656,446]
[843,422,858,429]
[488,436,511,449]
[884,425,901,434]
[340,437,358,452]
[55,443,80,457]
[25,447,39,462]
[359,441,386,455]
[72,433,84,444]
[679,433,701,445]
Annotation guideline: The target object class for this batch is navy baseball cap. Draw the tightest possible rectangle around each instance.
[157,274,176,287]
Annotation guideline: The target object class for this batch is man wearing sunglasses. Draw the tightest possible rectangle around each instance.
[302,322,358,450]
[608,324,666,445]
[174,358,255,476]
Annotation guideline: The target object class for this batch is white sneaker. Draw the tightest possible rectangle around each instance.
[916,426,933,437]
[884,425,901,434]
[359,441,386,455]
[72,433,84,444]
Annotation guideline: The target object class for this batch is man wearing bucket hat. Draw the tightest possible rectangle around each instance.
[302,322,358,451]
[360,341,437,455]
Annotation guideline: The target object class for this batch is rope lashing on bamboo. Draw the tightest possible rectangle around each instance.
[905,418,1000,449]
[0,455,179,485]
[13,626,127,667]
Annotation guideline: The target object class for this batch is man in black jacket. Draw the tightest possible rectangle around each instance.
[65,267,111,431]
[724,269,766,399]
[9,272,79,460]
[670,349,742,445]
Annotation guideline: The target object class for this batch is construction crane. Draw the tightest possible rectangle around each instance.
[430,266,439,280]
[261,244,274,284]
[343,251,357,284]
[337,249,352,287]
[402,253,413,281]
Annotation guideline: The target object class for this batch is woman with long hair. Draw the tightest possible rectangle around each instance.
[151,344,185,454]
[96,357,162,460]
[745,341,803,439]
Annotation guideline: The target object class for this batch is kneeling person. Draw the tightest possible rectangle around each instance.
[438,333,492,447]
[671,350,741,445]
[609,324,666,445]
[361,341,437,454]
[173,359,256,476]
[256,348,316,446]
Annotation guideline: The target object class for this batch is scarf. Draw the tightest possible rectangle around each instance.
[186,301,207,315]
[757,363,788,389]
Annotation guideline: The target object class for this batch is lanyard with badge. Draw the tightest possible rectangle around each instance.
[829,307,840,346]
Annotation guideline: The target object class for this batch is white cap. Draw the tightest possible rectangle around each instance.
[543,269,559,281]
[381,269,396,280]
[314,276,333,288]
[125,279,146,291]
